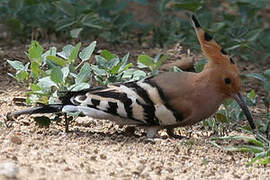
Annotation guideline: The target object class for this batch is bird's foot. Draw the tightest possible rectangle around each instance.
[146,127,160,138]
[166,128,188,139]
[122,126,137,137]
[139,127,162,143]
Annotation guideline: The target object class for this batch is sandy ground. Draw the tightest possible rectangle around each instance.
[0,43,270,180]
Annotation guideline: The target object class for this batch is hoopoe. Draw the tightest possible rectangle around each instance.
[10,15,256,138]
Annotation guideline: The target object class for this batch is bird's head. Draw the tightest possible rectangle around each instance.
[191,15,256,129]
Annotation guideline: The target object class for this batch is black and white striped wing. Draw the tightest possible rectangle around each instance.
[60,77,183,126]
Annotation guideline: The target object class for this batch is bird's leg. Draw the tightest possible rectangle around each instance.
[166,127,187,139]
[64,113,69,133]
[146,127,159,138]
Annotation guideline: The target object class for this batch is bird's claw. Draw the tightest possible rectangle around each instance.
[166,128,188,139]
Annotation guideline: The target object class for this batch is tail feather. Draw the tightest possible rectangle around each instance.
[10,104,63,117]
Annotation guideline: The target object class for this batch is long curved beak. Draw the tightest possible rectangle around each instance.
[233,93,256,129]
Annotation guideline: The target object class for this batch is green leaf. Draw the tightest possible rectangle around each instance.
[170,1,203,12]
[75,63,91,84]
[46,56,67,67]
[95,55,107,66]
[50,67,63,84]
[264,82,270,92]
[69,83,90,91]
[246,73,267,82]
[30,61,40,78]
[53,1,75,17]
[30,84,42,91]
[247,29,262,42]
[16,71,29,82]
[248,151,268,165]
[79,41,96,62]
[264,69,270,78]
[242,145,265,153]
[122,69,146,80]
[7,60,25,71]
[70,28,83,38]
[110,64,121,75]
[48,91,58,104]
[247,90,256,99]
[138,55,154,67]
[29,41,43,62]
[155,55,168,69]
[68,43,81,62]
[61,67,70,82]
[223,146,245,152]
[42,47,57,63]
[156,54,168,68]
[82,22,102,29]
[101,50,117,61]
[119,63,133,73]
[37,77,57,89]
[194,59,207,73]
[57,44,74,60]
[132,70,147,80]
[56,21,76,31]
[215,113,228,123]
[258,156,270,165]
[226,44,241,51]
[91,65,107,76]
[106,58,120,69]
[121,53,130,65]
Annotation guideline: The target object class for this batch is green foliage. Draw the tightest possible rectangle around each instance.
[92,50,145,85]
[1,0,269,61]
[0,0,140,42]
[247,70,270,135]
[211,133,270,165]
[248,70,270,105]
[194,59,207,73]
[8,41,96,104]
[167,0,270,61]
[7,41,157,105]
[137,53,168,75]
[0,119,5,128]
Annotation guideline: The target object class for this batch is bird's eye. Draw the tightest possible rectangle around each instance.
[224,77,231,84]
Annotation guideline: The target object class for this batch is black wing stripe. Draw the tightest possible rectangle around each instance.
[124,81,154,106]
[93,90,134,119]
[124,81,159,125]
[144,79,183,122]
[91,99,100,107]
[107,102,118,115]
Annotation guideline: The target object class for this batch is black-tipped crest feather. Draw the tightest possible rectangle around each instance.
[191,15,201,28]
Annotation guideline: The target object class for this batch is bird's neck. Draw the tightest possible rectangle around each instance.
[195,68,228,101]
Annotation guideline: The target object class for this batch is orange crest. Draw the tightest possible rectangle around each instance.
[191,15,235,66]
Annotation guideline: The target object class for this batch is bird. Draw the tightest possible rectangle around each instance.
[9,15,256,138]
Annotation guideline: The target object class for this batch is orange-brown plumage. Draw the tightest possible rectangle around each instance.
[149,15,255,129]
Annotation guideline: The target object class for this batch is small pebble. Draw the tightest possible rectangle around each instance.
[0,162,19,178]
[100,154,107,160]
[10,135,22,145]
